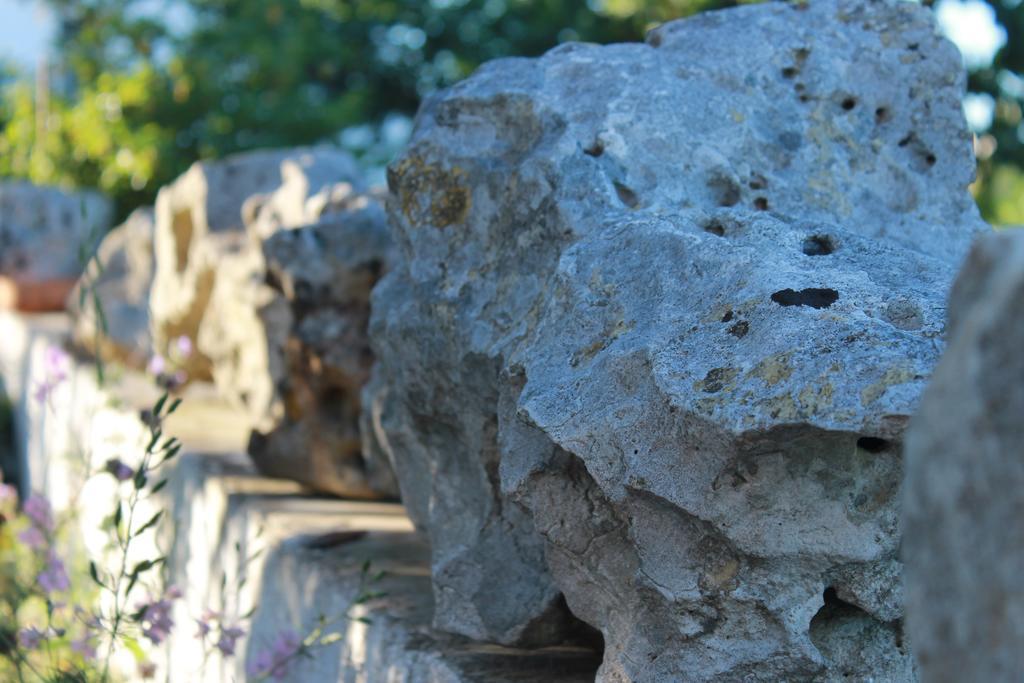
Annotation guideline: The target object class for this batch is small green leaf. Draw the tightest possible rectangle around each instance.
[89,561,105,588]
[319,632,342,645]
[129,557,165,580]
[167,398,183,414]
[153,393,168,417]
[243,548,264,566]
[133,510,163,538]
[150,478,169,495]
[157,443,181,466]
[92,289,108,334]
[146,428,163,453]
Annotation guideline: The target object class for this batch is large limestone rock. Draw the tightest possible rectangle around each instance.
[239,189,399,498]
[150,147,362,380]
[196,149,367,414]
[504,212,948,680]
[903,230,1024,682]
[370,0,985,670]
[150,148,296,379]
[188,150,397,498]
[69,207,155,367]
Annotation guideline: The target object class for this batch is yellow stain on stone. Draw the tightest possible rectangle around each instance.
[798,380,835,415]
[764,393,800,421]
[803,104,854,218]
[573,316,634,366]
[748,352,794,386]
[693,367,741,394]
[705,557,740,590]
[391,155,472,229]
[860,366,916,406]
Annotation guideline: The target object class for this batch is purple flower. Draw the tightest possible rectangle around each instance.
[23,495,54,531]
[18,525,46,550]
[195,609,218,640]
[32,380,54,406]
[272,629,300,657]
[43,346,70,381]
[172,369,188,387]
[248,649,275,679]
[140,602,173,644]
[71,634,97,660]
[34,346,71,406]
[147,354,166,377]
[248,628,301,679]
[17,626,44,649]
[216,624,245,656]
[174,335,193,359]
[104,458,134,482]
[74,606,102,630]
[38,553,70,594]
[138,587,181,645]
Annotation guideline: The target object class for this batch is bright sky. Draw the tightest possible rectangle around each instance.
[0,0,54,69]
[935,0,1007,69]
[0,0,1011,128]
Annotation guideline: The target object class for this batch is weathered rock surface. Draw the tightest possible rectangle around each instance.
[241,188,399,498]
[197,157,369,423]
[904,230,1024,682]
[150,148,298,379]
[151,147,363,377]
[371,0,984,670]
[180,149,396,498]
[504,212,945,680]
[69,207,155,367]
[0,182,112,280]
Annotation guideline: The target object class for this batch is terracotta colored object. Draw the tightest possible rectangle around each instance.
[0,275,79,312]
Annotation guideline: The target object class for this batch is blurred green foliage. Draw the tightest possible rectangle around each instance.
[0,0,743,219]
[972,1,1024,226]
[0,389,13,488]
[0,0,1021,225]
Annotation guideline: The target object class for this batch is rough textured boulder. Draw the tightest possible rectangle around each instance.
[503,212,949,680]
[69,208,155,367]
[184,150,398,498]
[150,147,362,381]
[370,0,985,670]
[0,182,112,282]
[150,148,296,379]
[904,230,1024,682]
[240,188,399,498]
